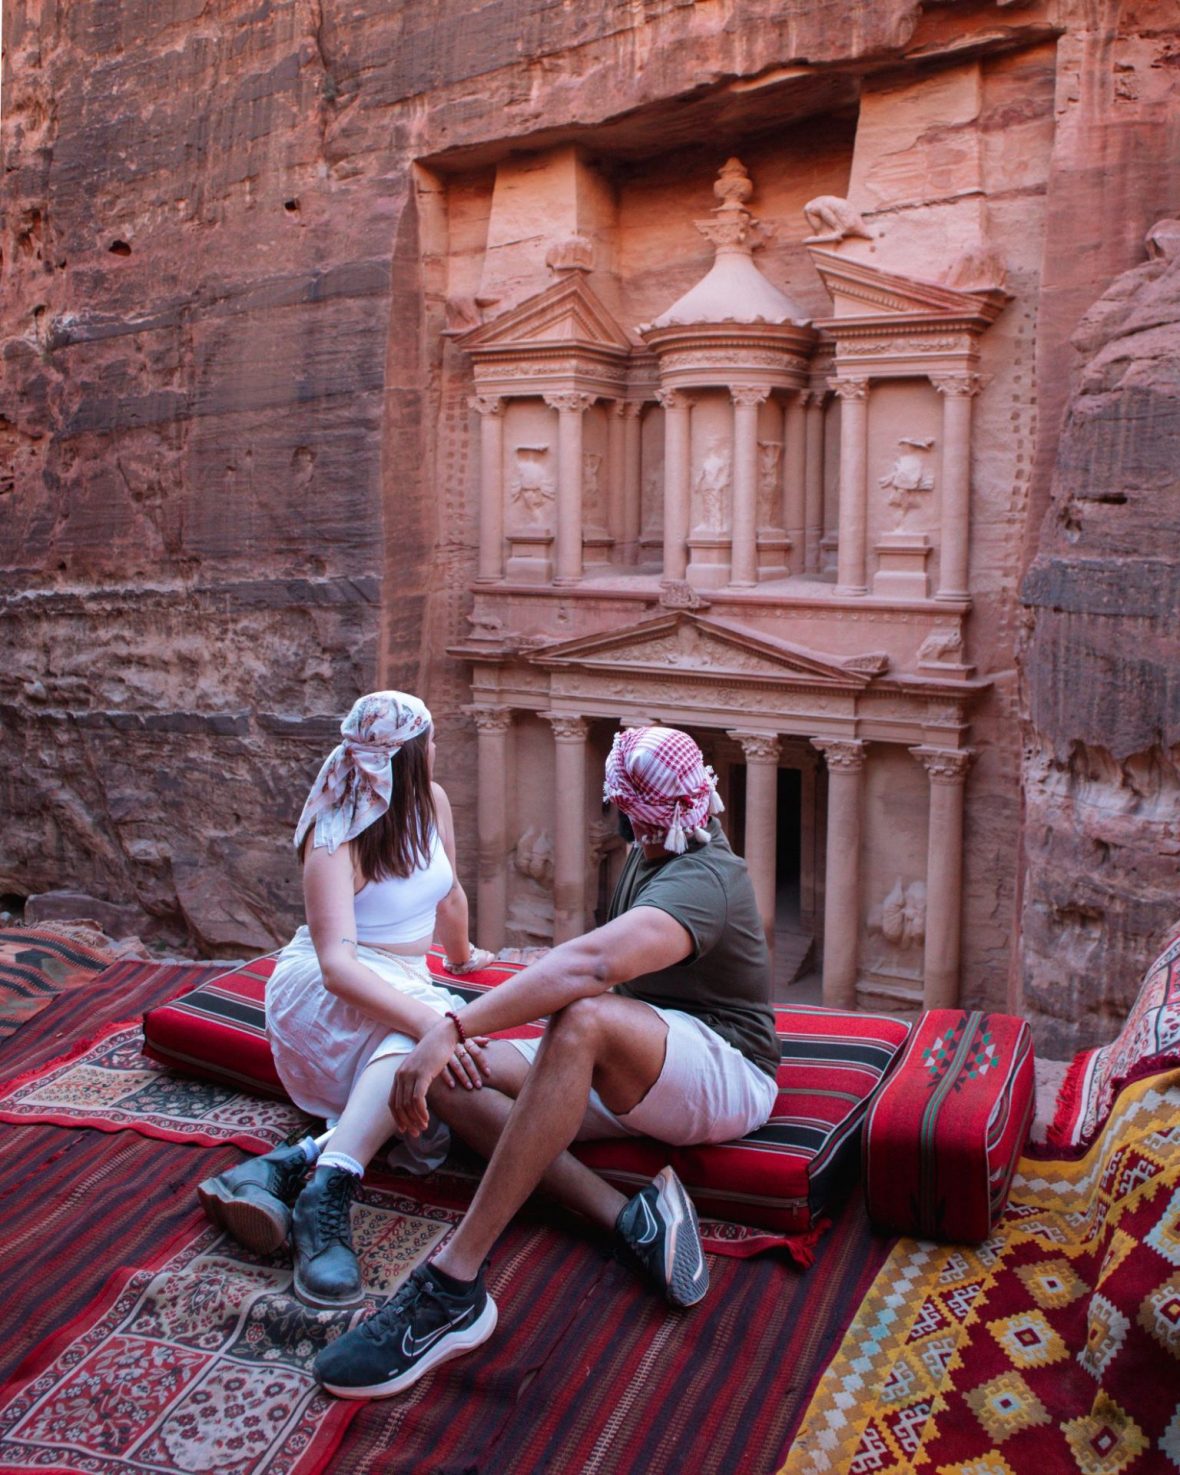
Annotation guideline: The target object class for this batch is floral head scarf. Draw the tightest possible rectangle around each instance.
[294,691,432,855]
[603,726,724,855]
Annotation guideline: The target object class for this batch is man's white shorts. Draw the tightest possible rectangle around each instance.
[508,1002,778,1147]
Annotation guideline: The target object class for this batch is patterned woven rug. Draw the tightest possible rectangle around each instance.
[0,1181,459,1475]
[0,926,113,1041]
[780,1066,1180,1475]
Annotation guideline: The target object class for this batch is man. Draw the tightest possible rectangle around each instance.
[315,725,780,1400]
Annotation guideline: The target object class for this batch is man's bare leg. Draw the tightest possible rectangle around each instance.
[431,994,668,1281]
[427,1040,627,1233]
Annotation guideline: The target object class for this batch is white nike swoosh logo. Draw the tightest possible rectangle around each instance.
[634,1196,660,1246]
[399,1307,474,1361]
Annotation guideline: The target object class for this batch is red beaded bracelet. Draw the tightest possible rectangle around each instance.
[446,1010,468,1045]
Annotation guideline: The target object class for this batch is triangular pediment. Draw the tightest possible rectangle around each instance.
[809,249,1009,325]
[458,275,636,356]
[527,612,875,687]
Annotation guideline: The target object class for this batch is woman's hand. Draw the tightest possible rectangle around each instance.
[443,946,495,976]
[392,1021,458,1136]
[440,1035,493,1091]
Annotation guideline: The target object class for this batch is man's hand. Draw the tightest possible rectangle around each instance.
[392,1020,458,1136]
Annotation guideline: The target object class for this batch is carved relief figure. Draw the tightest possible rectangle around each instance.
[641,466,663,538]
[693,439,731,532]
[867,877,927,979]
[509,445,555,524]
[582,449,605,527]
[918,628,963,664]
[505,827,556,945]
[757,440,782,529]
[802,196,874,245]
[879,438,935,528]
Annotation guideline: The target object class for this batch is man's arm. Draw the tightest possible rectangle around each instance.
[391,905,691,1134]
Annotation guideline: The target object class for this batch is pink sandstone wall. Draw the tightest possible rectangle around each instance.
[0,0,1175,1050]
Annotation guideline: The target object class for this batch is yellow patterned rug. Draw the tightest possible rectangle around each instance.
[781,1068,1180,1475]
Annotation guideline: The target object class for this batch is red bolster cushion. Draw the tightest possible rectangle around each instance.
[863,1008,1035,1242]
[143,949,911,1234]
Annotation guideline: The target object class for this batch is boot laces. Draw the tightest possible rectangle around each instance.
[315,1171,356,1247]
[359,1268,446,1342]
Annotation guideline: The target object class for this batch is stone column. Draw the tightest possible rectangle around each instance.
[547,713,590,942]
[621,401,643,565]
[469,706,513,950]
[730,387,769,587]
[606,400,627,555]
[784,392,806,575]
[911,746,973,1010]
[803,390,827,574]
[658,388,692,582]
[811,737,867,1010]
[728,731,780,947]
[545,392,595,585]
[470,395,505,583]
[931,374,982,601]
[832,377,870,595]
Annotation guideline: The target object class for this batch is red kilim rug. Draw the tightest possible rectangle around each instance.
[0,927,112,1042]
[782,1066,1180,1474]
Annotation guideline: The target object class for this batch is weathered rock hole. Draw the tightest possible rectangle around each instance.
[284,199,299,213]
[108,240,132,256]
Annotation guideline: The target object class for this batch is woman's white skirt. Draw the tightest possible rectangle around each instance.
[265,926,464,1173]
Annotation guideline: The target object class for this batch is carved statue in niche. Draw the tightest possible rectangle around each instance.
[642,466,663,537]
[509,445,554,524]
[582,449,605,527]
[879,438,935,529]
[505,827,555,945]
[802,196,874,245]
[757,440,782,529]
[867,877,927,978]
[693,439,731,532]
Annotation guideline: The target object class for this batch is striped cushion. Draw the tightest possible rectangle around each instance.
[863,1009,1035,1242]
[143,951,911,1233]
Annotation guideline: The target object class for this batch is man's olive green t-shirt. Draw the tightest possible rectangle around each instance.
[610,819,779,1080]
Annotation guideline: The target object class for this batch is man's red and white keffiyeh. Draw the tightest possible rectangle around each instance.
[293,690,432,855]
[603,725,724,854]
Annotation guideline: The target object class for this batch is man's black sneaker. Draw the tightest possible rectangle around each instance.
[614,1164,710,1308]
[291,1167,363,1309]
[197,1142,309,1255]
[315,1262,497,1399]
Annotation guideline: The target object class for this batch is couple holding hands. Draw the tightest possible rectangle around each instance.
[198,691,778,1400]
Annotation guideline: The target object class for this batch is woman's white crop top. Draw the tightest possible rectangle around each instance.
[352,829,453,944]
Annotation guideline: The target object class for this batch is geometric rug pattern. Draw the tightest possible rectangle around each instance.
[0,1187,458,1475]
[0,926,112,1041]
[781,1068,1180,1475]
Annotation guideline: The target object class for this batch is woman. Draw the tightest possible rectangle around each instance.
[198,690,496,1309]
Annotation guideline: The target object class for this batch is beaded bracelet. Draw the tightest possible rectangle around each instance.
[445,1010,468,1046]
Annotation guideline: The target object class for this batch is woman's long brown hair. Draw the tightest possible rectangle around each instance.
[302,730,437,883]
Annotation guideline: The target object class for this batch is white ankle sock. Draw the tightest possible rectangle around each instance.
[295,1137,321,1165]
[318,1150,365,1179]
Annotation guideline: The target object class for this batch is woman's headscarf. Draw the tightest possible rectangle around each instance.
[294,691,432,855]
[603,726,724,855]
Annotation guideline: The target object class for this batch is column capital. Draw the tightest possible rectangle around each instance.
[830,377,870,402]
[811,737,867,771]
[465,705,513,733]
[930,372,984,398]
[802,388,831,409]
[727,730,781,764]
[730,385,771,408]
[544,391,596,414]
[610,399,643,419]
[656,388,694,412]
[545,712,590,741]
[910,745,973,784]
[468,394,505,417]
